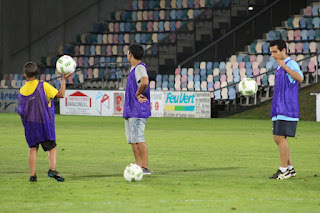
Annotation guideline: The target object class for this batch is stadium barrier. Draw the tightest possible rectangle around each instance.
[0,89,19,113]
[60,90,211,118]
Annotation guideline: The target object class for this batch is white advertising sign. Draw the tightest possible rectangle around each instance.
[0,89,19,113]
[164,91,211,118]
[150,91,165,117]
[60,90,115,116]
[60,90,210,118]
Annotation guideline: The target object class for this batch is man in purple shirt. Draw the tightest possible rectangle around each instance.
[123,44,151,175]
[269,40,304,180]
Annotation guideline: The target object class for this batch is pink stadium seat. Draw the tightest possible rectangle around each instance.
[308,61,315,72]
[148,11,153,20]
[255,76,261,86]
[87,68,93,79]
[113,34,119,43]
[175,21,182,29]
[304,6,312,16]
[175,75,181,82]
[9,74,14,80]
[290,54,297,61]
[74,46,80,55]
[220,74,227,82]
[239,62,245,69]
[175,68,181,75]
[253,68,260,77]
[78,57,84,67]
[114,23,120,32]
[294,30,301,41]
[194,0,200,8]
[250,55,257,63]
[40,74,45,81]
[181,75,187,82]
[106,45,112,55]
[214,81,220,89]
[295,42,302,53]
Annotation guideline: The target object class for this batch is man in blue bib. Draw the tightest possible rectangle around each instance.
[123,44,151,175]
[269,40,304,180]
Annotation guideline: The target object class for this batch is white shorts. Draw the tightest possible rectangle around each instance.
[125,118,147,144]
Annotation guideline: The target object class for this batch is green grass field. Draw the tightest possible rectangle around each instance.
[0,113,319,212]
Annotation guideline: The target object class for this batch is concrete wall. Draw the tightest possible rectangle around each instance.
[0,0,128,75]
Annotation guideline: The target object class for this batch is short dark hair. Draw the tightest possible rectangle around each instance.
[269,39,287,52]
[128,43,144,60]
[23,62,40,78]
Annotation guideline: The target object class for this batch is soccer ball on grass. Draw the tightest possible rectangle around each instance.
[123,163,143,182]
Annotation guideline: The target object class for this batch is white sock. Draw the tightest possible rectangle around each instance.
[279,167,287,173]
[287,165,294,170]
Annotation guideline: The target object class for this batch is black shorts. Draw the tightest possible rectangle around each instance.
[30,140,56,151]
[273,120,298,137]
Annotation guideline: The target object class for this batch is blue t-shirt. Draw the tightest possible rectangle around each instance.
[272,57,303,121]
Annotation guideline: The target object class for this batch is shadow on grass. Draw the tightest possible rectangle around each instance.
[68,167,241,180]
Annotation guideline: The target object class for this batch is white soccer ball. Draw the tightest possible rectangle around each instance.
[56,55,77,74]
[123,163,143,182]
[238,78,258,97]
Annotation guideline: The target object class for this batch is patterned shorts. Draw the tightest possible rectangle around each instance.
[125,118,147,144]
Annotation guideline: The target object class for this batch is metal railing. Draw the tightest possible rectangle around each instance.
[177,0,307,68]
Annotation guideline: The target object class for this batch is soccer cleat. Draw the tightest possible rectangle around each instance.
[48,169,65,182]
[142,168,151,175]
[29,175,37,182]
[269,169,291,179]
[288,168,296,177]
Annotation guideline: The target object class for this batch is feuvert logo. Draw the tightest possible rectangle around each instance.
[165,92,195,112]
[166,93,195,104]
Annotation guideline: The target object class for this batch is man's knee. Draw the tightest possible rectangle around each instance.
[274,135,285,144]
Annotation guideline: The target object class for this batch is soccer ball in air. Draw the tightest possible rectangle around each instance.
[238,78,258,97]
[123,164,143,182]
[56,55,77,74]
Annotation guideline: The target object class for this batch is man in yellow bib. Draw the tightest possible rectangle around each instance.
[18,62,72,182]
